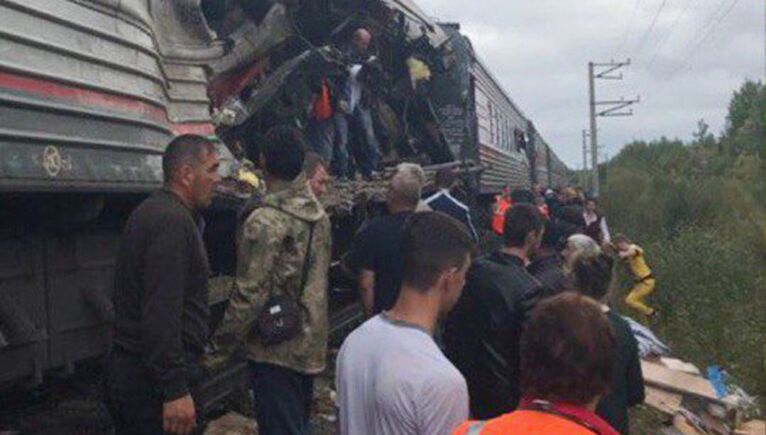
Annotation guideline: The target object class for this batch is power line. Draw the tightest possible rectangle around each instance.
[668,0,741,76]
[646,0,692,67]
[633,0,671,56]
[615,0,642,55]
[672,0,729,57]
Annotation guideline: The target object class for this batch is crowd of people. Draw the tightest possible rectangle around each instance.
[106,127,659,435]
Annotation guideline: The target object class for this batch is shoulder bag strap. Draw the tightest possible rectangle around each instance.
[298,221,316,300]
[258,204,316,301]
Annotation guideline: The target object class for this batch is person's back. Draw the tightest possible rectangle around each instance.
[445,252,543,417]
[452,293,621,435]
[425,168,478,241]
[568,252,645,434]
[425,191,478,241]
[349,164,424,315]
[337,315,468,435]
[338,212,475,435]
[349,211,413,312]
[453,408,603,435]
[527,253,567,298]
[597,311,644,434]
[528,220,568,298]
[444,205,546,418]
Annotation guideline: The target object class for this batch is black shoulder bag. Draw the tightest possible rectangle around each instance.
[256,219,316,346]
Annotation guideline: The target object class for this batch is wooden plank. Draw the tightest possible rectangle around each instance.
[735,420,765,435]
[645,386,683,415]
[660,357,702,375]
[673,414,707,435]
[641,360,722,403]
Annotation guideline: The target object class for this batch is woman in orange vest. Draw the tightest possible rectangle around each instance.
[453,293,620,435]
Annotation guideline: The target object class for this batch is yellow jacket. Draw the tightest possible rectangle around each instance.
[623,244,652,280]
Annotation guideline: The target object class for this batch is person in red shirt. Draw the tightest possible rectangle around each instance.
[453,292,620,435]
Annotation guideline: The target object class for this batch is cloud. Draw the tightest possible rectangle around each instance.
[418,0,764,167]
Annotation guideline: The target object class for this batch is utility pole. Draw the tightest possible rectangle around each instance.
[588,59,639,197]
[581,129,589,190]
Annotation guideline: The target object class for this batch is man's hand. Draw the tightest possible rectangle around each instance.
[163,394,197,435]
[338,100,351,114]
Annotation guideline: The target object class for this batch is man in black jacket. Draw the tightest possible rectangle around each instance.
[106,135,220,435]
[528,220,569,298]
[444,204,546,419]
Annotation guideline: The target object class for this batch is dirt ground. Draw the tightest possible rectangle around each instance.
[203,373,337,435]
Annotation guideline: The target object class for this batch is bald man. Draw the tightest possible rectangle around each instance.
[351,28,371,56]
[332,27,381,180]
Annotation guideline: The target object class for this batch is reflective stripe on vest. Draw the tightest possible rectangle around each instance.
[466,421,486,435]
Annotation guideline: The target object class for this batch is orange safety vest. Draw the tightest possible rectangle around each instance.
[453,410,599,435]
[312,78,333,121]
[491,196,511,235]
[538,204,550,219]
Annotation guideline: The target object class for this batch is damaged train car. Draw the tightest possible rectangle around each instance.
[0,0,570,410]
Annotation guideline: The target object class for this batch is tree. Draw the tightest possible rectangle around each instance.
[692,119,715,148]
[723,80,765,155]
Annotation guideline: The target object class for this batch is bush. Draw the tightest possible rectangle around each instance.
[603,79,766,404]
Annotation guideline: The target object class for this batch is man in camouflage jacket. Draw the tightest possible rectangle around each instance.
[205,126,331,435]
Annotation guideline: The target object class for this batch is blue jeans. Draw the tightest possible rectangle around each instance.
[308,108,380,179]
[249,362,314,435]
[307,118,335,163]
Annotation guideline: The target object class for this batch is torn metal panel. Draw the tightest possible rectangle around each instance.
[149,0,225,61]
[379,0,448,48]
[216,46,344,127]
[208,3,293,76]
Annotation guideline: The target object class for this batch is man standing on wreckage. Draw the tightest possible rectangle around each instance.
[308,27,383,181]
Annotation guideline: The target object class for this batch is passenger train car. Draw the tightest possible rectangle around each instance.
[0,0,570,397]
[432,23,571,197]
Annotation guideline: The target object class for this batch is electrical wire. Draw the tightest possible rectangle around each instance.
[667,0,742,77]
[615,0,643,55]
[633,0,671,56]
[646,0,692,67]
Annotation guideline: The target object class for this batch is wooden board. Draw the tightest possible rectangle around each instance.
[673,414,707,435]
[641,360,721,403]
[735,420,765,435]
[645,386,683,415]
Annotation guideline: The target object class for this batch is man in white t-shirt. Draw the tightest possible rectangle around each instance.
[336,211,476,435]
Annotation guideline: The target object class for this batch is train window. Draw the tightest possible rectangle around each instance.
[488,104,495,145]
[514,129,527,153]
[504,119,511,151]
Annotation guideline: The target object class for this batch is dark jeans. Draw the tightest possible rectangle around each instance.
[104,348,203,435]
[104,349,164,435]
[307,110,380,179]
[249,362,314,435]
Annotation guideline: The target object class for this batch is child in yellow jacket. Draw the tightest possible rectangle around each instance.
[613,234,657,318]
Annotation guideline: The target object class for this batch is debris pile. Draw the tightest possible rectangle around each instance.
[204,412,257,435]
[631,323,762,434]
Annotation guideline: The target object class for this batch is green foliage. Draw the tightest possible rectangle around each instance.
[722,79,765,156]
[604,80,766,404]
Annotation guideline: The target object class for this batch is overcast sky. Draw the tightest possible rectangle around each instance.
[417,0,764,167]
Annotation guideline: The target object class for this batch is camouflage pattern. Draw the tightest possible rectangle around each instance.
[206,173,332,374]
